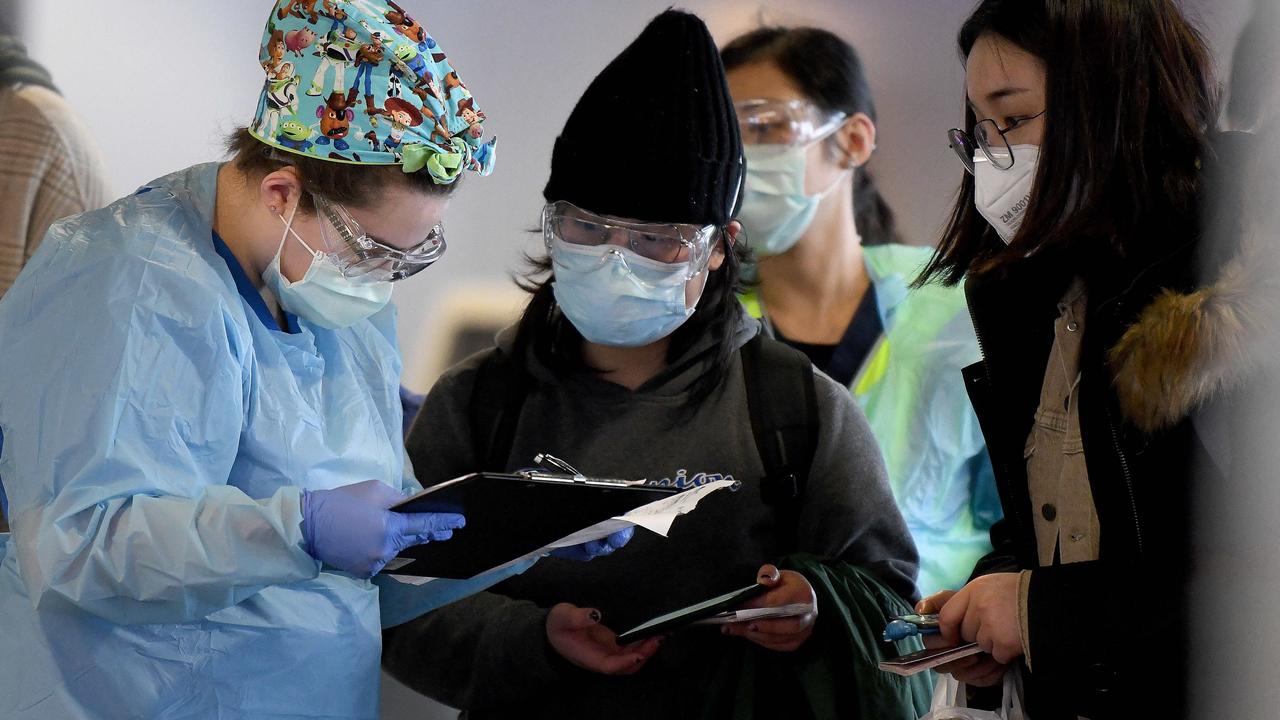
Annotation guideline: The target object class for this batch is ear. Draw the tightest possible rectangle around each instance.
[316,105,325,119]
[708,221,741,272]
[345,109,355,120]
[834,112,876,168]
[258,166,305,217]
[723,220,742,248]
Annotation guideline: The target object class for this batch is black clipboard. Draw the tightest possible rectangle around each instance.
[388,471,676,579]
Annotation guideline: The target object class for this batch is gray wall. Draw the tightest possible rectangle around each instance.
[9,1,1257,718]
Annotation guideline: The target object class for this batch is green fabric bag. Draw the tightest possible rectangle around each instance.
[698,554,935,719]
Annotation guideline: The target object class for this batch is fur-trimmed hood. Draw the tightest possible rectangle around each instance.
[1109,234,1276,433]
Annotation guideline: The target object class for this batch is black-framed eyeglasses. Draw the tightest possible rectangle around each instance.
[947,110,1046,174]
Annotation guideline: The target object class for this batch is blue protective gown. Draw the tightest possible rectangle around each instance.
[0,163,520,719]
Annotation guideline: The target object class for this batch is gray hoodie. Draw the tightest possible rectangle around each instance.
[384,312,918,718]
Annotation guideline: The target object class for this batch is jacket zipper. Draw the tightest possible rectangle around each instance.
[1104,399,1144,554]
[1094,277,1147,556]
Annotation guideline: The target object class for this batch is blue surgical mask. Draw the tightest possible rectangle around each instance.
[549,238,699,348]
[262,206,393,330]
[739,142,848,257]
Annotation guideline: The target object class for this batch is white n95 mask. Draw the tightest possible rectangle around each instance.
[974,144,1038,244]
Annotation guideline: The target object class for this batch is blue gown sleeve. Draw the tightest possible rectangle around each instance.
[968,448,1002,531]
[0,228,318,626]
[380,359,541,628]
[375,555,540,629]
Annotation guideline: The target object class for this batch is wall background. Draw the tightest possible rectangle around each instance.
[10,0,1256,717]
[15,0,1254,391]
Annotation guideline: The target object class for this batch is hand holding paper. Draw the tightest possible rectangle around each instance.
[550,527,635,562]
[721,564,819,653]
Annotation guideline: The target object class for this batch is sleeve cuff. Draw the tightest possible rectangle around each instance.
[1018,569,1033,670]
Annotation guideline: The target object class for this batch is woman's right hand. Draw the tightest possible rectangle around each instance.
[917,589,1007,687]
[546,603,663,675]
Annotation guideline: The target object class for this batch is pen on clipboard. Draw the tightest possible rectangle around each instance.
[527,453,647,487]
[533,452,583,477]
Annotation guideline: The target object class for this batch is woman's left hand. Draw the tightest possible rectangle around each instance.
[937,572,1023,665]
[549,527,634,562]
[722,564,818,652]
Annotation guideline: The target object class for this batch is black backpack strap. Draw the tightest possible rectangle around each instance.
[740,333,820,553]
[467,349,531,472]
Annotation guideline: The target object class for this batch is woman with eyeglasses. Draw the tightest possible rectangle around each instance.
[382,11,926,719]
[912,0,1249,717]
[722,28,1000,600]
[0,2,624,717]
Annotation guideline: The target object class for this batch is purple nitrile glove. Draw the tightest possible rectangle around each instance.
[550,526,635,562]
[302,479,466,578]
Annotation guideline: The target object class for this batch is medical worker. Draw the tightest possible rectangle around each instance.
[723,28,999,596]
[0,2,617,718]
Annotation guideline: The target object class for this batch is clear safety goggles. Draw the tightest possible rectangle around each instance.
[735,99,847,155]
[314,195,446,283]
[541,200,720,280]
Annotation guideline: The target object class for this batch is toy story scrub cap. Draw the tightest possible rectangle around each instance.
[250,0,495,184]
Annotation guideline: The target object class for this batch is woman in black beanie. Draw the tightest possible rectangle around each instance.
[384,9,928,719]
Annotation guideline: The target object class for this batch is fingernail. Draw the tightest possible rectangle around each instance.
[588,610,601,623]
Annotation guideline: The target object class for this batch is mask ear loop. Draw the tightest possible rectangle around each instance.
[802,119,860,204]
[275,199,324,260]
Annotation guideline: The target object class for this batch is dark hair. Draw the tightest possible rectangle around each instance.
[511,230,750,408]
[917,0,1217,287]
[225,127,456,212]
[721,26,901,247]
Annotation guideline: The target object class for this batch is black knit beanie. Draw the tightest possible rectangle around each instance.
[543,10,743,226]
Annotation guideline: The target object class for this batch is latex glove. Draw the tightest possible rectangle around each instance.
[549,526,634,562]
[546,602,663,675]
[722,564,819,652]
[302,479,465,579]
[918,585,1011,687]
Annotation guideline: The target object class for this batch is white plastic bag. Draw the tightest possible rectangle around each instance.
[918,669,1027,720]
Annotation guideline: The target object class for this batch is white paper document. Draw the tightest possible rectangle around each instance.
[388,479,734,586]
[693,602,815,625]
